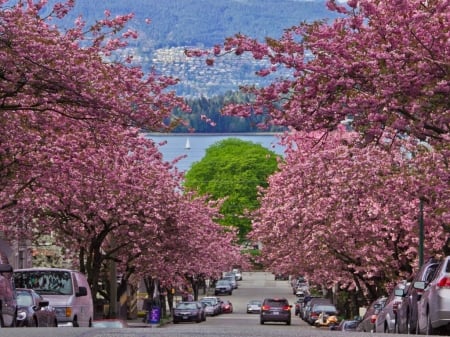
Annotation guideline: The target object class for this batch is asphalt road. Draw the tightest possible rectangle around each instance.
[0,271,408,336]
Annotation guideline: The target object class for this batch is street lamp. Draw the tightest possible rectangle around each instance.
[418,196,429,268]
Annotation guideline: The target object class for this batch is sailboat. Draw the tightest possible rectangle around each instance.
[185,137,191,150]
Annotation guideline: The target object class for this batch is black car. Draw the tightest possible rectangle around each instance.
[16,288,57,327]
[172,301,205,323]
[260,297,292,325]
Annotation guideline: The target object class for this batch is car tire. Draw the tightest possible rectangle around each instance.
[287,319,291,325]
[260,319,264,325]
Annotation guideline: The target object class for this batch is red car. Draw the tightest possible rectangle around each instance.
[221,300,233,313]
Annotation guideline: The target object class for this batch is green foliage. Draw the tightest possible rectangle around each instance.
[183,138,280,240]
[172,91,286,133]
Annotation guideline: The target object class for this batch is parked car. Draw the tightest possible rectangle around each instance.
[14,267,94,327]
[395,257,440,334]
[200,296,221,316]
[330,319,360,331]
[214,279,233,296]
[294,297,303,316]
[16,288,57,327]
[357,296,387,332]
[232,268,242,281]
[172,301,205,323]
[375,281,408,333]
[0,255,17,328]
[275,273,289,281]
[303,297,332,324]
[222,275,237,289]
[92,318,129,328]
[415,255,450,335]
[307,303,338,326]
[221,300,233,313]
[260,297,292,325]
[246,299,262,314]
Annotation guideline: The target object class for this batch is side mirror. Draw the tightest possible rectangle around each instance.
[39,300,50,308]
[76,286,88,297]
[395,288,405,297]
[414,281,426,290]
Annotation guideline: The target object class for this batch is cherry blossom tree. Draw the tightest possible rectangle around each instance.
[250,127,448,302]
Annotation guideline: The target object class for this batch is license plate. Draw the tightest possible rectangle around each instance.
[273,312,279,315]
[182,316,188,319]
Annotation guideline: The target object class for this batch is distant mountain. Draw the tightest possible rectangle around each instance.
[57,0,337,49]
[42,0,338,97]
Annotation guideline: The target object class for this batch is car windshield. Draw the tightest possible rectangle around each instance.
[217,280,230,286]
[315,305,337,312]
[17,291,33,306]
[14,270,73,295]
[249,300,261,305]
[266,299,288,307]
[176,302,197,310]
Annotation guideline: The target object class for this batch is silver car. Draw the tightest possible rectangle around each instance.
[415,256,450,335]
[375,281,407,333]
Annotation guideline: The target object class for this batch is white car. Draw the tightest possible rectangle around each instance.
[247,299,262,314]
[232,269,242,281]
[200,297,221,316]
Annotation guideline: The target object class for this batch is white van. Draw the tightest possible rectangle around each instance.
[13,268,93,327]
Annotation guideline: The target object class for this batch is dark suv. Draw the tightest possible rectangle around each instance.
[260,297,292,325]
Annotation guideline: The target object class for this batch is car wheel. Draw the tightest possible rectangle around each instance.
[260,319,264,325]
[287,319,291,326]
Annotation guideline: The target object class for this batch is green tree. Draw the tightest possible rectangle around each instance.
[184,138,280,241]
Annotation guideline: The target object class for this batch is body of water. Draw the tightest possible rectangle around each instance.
[145,133,285,172]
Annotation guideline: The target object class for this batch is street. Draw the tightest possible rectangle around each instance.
[0,271,382,337]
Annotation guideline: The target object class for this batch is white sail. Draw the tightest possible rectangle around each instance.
[185,138,191,150]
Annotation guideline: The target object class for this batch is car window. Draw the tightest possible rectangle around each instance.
[314,305,337,312]
[265,299,288,307]
[177,302,197,310]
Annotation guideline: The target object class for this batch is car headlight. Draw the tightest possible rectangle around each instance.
[17,309,27,321]
[54,306,72,318]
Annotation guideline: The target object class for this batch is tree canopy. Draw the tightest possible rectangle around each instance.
[183,138,280,240]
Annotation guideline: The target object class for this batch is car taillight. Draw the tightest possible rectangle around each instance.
[282,305,290,311]
[437,277,450,288]
[370,315,377,324]
[262,305,270,311]
[311,312,319,318]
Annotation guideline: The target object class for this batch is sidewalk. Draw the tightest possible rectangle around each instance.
[127,316,172,328]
